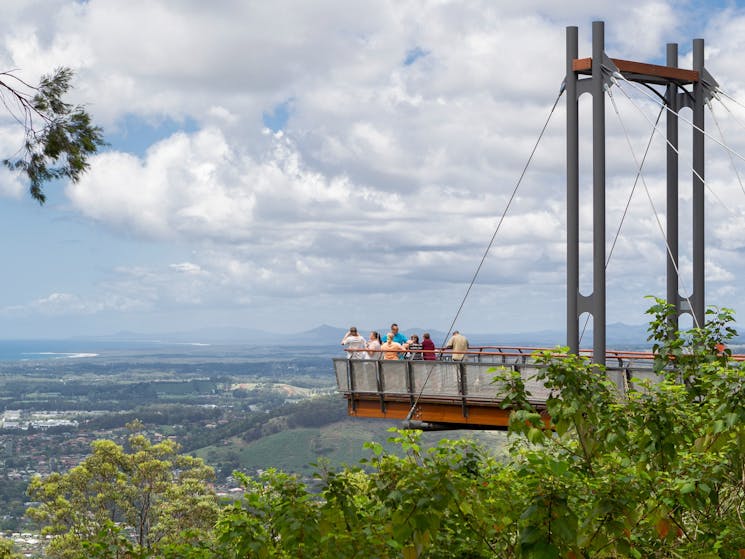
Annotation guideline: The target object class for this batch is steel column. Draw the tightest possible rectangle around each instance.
[591,21,606,364]
[666,43,680,330]
[565,22,709,358]
[692,38,705,326]
[566,26,580,354]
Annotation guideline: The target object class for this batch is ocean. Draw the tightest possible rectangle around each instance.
[0,339,162,362]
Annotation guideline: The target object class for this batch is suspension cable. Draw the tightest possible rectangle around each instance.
[611,71,745,168]
[606,86,700,330]
[711,92,745,137]
[709,99,745,200]
[614,80,738,218]
[579,104,663,346]
[404,86,565,421]
[715,87,745,114]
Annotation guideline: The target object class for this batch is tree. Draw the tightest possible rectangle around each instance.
[26,432,219,559]
[215,436,515,559]
[0,67,104,203]
[489,299,745,556]
[0,538,21,559]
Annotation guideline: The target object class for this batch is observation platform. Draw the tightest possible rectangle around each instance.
[333,346,723,430]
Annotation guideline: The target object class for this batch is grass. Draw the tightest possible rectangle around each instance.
[193,419,509,476]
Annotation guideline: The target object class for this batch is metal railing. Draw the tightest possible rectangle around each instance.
[336,346,743,416]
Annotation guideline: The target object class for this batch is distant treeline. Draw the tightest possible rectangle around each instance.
[85,404,222,430]
[0,356,332,377]
[180,395,347,453]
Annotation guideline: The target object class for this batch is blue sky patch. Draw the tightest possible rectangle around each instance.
[404,46,429,66]
[107,114,199,157]
[262,99,293,132]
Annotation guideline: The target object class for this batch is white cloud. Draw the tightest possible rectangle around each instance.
[1,290,146,317]
[170,262,205,275]
[612,2,681,59]
[1,0,745,336]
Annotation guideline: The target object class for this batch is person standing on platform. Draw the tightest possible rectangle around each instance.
[406,334,423,360]
[390,323,408,345]
[445,330,469,361]
[366,331,382,359]
[341,327,367,359]
[381,332,406,360]
[421,332,436,360]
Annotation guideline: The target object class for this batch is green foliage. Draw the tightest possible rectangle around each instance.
[26,433,218,558]
[0,479,28,530]
[489,299,745,557]
[0,67,105,203]
[215,433,517,558]
[0,538,21,559]
[646,297,738,399]
[212,300,745,557]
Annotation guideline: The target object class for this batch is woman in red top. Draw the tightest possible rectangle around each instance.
[421,332,436,360]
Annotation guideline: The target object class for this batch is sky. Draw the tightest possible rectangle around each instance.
[0,1,745,340]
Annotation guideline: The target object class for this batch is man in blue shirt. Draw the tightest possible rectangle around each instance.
[390,323,408,345]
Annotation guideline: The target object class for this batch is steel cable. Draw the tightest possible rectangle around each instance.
[709,99,745,200]
[404,86,565,422]
[612,71,745,170]
[578,103,663,346]
[606,86,700,329]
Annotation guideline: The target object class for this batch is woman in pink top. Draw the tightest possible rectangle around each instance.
[366,331,382,359]
[421,332,436,360]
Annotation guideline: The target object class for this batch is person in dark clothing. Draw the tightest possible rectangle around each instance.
[421,332,436,360]
[407,334,423,360]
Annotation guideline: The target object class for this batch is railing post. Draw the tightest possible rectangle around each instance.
[376,360,385,412]
[346,359,357,412]
[459,362,468,419]
[406,360,415,407]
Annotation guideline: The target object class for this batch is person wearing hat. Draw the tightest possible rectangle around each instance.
[341,326,367,359]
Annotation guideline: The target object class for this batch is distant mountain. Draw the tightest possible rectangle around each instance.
[158,326,280,344]
[470,323,649,349]
[467,330,563,347]
[295,324,347,345]
[607,322,651,347]
[74,326,281,344]
[64,321,724,350]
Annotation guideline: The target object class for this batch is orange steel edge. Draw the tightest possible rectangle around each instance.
[347,398,551,430]
[345,347,745,361]
[572,57,699,84]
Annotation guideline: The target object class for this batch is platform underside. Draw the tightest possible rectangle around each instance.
[333,353,650,430]
[347,396,518,430]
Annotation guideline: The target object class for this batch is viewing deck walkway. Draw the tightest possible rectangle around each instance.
[333,347,737,430]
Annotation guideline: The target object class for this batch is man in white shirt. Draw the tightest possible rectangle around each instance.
[341,326,367,359]
[444,331,469,361]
